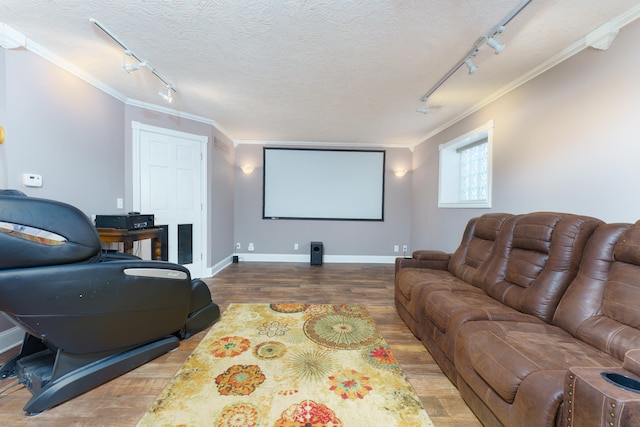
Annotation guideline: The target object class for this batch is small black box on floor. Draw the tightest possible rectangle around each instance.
[310,241,323,265]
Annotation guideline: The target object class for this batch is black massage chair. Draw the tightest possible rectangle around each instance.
[0,191,220,414]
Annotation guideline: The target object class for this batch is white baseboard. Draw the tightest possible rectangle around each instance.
[0,326,23,354]
[233,253,396,264]
[205,257,233,278]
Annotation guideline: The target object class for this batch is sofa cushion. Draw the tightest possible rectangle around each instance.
[552,223,628,335]
[396,268,456,301]
[424,288,534,335]
[554,222,640,361]
[448,213,514,286]
[484,213,602,322]
[455,321,621,426]
[602,261,640,329]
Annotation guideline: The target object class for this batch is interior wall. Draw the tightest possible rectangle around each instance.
[123,107,236,268]
[234,144,413,258]
[0,48,7,188]
[0,46,237,273]
[208,131,236,266]
[0,49,127,335]
[0,48,13,332]
[411,18,640,253]
[3,48,125,216]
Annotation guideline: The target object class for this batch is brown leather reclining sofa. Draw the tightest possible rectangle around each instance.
[395,212,640,426]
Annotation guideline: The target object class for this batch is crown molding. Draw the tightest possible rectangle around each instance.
[22,37,128,103]
[234,139,413,150]
[9,26,237,143]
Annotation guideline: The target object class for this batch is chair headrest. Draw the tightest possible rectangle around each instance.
[0,195,102,269]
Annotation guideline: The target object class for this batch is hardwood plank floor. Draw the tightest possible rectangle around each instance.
[0,262,481,426]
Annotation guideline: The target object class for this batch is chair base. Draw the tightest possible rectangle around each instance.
[1,334,179,415]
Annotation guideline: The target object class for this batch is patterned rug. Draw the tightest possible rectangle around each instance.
[136,303,434,427]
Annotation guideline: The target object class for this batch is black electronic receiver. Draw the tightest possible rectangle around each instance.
[95,213,155,230]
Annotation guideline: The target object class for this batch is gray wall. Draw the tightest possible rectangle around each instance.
[123,106,236,267]
[0,48,236,269]
[3,48,125,212]
[411,18,640,253]
[234,143,413,258]
[0,49,7,188]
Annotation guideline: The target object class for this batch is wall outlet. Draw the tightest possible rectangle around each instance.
[236,242,241,250]
[403,245,408,252]
[248,243,254,252]
[116,198,124,209]
[294,243,299,250]
[394,245,399,252]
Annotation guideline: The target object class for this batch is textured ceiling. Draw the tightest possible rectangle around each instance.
[2,1,639,147]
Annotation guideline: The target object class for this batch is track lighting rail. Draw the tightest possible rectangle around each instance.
[418,0,532,105]
[90,18,177,101]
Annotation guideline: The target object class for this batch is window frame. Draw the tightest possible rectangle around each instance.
[438,120,494,208]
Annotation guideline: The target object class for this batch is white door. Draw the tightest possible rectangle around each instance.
[132,122,208,278]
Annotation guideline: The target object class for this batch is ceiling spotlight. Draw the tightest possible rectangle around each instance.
[122,51,148,73]
[159,85,173,103]
[416,100,428,114]
[485,36,505,54]
[464,57,479,75]
[92,19,178,101]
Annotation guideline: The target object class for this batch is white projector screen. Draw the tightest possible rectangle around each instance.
[263,148,385,221]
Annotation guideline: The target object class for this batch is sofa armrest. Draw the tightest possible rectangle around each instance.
[624,349,640,377]
[412,250,451,261]
[564,366,640,427]
[395,251,450,275]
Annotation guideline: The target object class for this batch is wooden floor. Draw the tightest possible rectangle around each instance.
[0,263,481,426]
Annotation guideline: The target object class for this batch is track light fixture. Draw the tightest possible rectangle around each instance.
[416,100,428,114]
[90,18,178,104]
[417,0,532,113]
[485,27,506,55]
[122,51,149,73]
[158,85,174,103]
[464,57,479,74]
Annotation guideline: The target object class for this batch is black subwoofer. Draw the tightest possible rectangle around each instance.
[310,241,323,265]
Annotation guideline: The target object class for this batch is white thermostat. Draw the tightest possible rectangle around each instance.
[22,173,43,188]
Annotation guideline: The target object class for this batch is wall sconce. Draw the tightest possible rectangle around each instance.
[240,166,255,174]
[393,169,407,177]
[0,126,5,144]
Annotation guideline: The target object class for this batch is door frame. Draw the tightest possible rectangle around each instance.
[131,121,208,277]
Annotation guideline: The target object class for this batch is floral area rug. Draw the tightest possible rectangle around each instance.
[136,303,434,427]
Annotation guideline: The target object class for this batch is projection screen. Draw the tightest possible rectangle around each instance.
[262,148,385,221]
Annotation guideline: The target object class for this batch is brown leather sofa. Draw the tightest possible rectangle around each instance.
[396,212,640,426]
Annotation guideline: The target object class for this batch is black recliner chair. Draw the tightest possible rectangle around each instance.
[0,191,220,414]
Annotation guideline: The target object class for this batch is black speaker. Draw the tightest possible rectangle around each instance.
[310,241,323,265]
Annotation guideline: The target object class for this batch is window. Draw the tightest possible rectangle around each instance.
[438,120,493,208]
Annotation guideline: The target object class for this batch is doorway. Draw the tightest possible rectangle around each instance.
[131,121,208,278]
